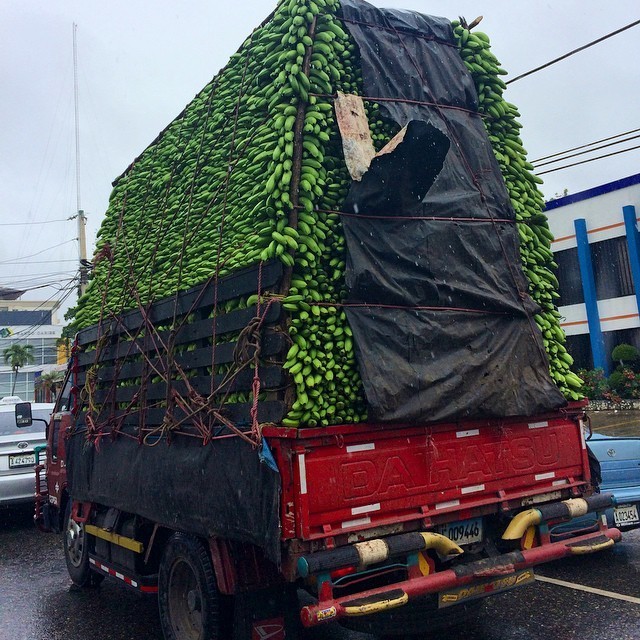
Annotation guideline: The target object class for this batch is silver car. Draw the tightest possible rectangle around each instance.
[0,397,53,505]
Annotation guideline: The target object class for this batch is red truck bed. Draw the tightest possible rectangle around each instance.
[266,405,621,628]
[268,405,590,543]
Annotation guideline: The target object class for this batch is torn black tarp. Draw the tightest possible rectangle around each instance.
[339,0,565,422]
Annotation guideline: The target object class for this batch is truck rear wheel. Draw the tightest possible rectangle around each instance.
[63,500,102,587]
[158,533,222,640]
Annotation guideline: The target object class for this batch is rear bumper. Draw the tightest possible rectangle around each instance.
[0,471,36,505]
[300,527,621,627]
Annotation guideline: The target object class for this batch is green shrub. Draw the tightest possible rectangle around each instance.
[611,343,640,369]
[608,367,640,399]
[577,368,616,401]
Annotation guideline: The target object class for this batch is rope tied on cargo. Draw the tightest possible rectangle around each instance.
[312,300,513,317]
[92,242,113,265]
[249,262,265,441]
[425,427,439,459]
[340,16,459,49]
[233,315,264,368]
[315,207,516,224]
[309,92,485,119]
[228,267,276,443]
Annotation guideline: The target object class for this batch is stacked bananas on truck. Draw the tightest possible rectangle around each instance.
[71,0,579,431]
[451,20,582,400]
[73,0,376,427]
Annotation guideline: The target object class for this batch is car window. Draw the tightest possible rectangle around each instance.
[0,408,51,436]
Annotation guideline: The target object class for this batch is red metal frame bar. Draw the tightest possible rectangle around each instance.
[300,527,621,627]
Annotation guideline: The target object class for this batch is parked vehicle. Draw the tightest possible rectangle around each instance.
[0,396,53,505]
[551,432,640,538]
[591,434,640,530]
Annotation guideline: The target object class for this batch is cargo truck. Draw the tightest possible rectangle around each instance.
[19,0,623,638]
[19,262,620,639]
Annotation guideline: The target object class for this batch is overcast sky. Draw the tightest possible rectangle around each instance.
[2,0,639,319]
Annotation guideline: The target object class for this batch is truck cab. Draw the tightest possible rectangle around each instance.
[17,362,77,533]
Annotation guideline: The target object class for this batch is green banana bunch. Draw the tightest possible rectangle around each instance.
[72,0,375,427]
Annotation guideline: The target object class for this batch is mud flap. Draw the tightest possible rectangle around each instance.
[233,585,300,640]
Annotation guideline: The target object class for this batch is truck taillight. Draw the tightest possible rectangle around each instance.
[330,566,357,580]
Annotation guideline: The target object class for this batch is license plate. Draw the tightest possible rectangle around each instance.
[435,517,483,545]
[438,569,535,608]
[9,453,36,468]
[614,504,640,526]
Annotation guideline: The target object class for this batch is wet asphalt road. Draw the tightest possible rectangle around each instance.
[1,504,639,640]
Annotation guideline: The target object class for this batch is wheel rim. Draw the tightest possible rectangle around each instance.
[168,558,204,640]
[65,512,85,568]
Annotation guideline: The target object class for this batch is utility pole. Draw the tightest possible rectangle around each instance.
[73,23,89,297]
[77,209,88,296]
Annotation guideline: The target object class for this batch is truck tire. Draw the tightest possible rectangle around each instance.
[341,595,483,637]
[63,500,103,587]
[158,533,222,640]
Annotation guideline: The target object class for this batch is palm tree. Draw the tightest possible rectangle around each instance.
[38,370,64,402]
[3,343,35,395]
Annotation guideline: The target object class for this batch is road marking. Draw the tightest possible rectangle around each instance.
[535,574,640,605]
[593,418,640,432]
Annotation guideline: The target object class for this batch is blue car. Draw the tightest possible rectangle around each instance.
[586,434,640,530]
[551,433,640,537]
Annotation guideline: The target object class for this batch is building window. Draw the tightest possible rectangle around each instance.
[590,236,634,300]
[0,371,34,400]
[0,310,52,325]
[0,338,59,366]
[554,248,584,306]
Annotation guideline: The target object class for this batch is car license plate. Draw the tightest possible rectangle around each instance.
[614,504,640,526]
[9,453,36,468]
[435,517,483,545]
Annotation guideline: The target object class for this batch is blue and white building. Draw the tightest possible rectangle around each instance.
[546,173,640,374]
[0,289,63,400]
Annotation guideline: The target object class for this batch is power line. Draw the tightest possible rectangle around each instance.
[535,143,640,176]
[532,133,640,168]
[0,218,71,227]
[0,269,76,289]
[5,260,80,265]
[506,18,640,85]
[0,275,78,293]
[0,239,77,265]
[530,127,640,164]
[0,270,78,282]
[1,278,78,293]
[0,277,79,295]
[9,277,79,340]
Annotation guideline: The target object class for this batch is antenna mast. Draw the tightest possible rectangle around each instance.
[73,23,88,297]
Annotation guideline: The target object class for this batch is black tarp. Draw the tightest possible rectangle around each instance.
[67,433,282,563]
[340,0,566,422]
